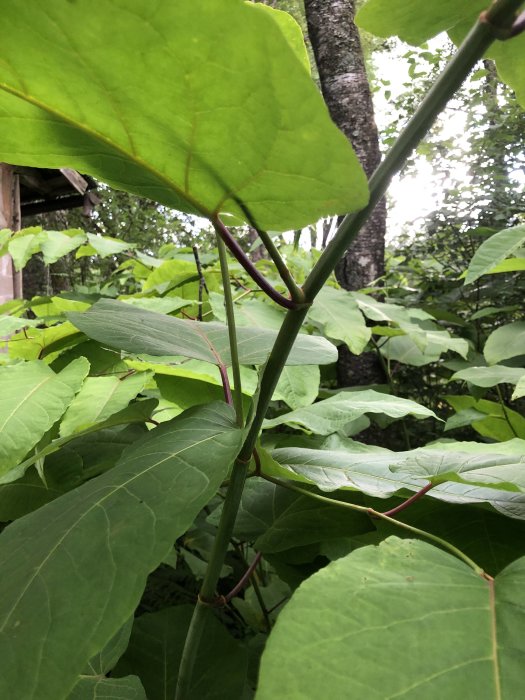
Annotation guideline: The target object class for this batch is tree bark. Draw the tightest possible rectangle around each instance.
[304,0,387,394]
[304,0,385,290]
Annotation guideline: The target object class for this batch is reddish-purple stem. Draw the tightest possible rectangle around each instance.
[218,363,233,406]
[224,551,263,603]
[380,482,434,518]
[213,217,298,310]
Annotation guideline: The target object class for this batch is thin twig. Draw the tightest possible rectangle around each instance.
[380,482,434,517]
[232,543,271,632]
[496,385,518,438]
[224,551,263,602]
[192,245,208,322]
[213,216,300,310]
[261,473,485,576]
[218,363,233,407]
[216,235,244,425]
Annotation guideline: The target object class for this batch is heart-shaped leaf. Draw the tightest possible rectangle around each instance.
[0,0,367,230]
[258,537,525,698]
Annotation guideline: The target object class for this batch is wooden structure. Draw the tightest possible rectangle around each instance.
[0,164,98,303]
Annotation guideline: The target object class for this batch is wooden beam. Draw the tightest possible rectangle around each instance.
[59,167,89,195]
[0,164,16,304]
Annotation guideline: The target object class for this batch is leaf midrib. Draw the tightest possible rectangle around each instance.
[0,372,67,462]
[488,576,502,700]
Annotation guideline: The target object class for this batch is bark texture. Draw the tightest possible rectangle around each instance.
[304,0,385,289]
[304,0,386,394]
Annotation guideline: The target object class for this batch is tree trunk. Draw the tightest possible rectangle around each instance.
[304,0,387,393]
[304,0,385,289]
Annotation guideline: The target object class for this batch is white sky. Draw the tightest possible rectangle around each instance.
[372,37,471,242]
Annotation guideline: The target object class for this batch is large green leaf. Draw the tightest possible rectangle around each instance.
[0,449,85,521]
[265,441,525,518]
[484,322,525,365]
[449,20,525,109]
[40,230,87,265]
[356,0,486,45]
[76,234,136,259]
[274,365,320,410]
[367,497,525,576]
[255,3,310,73]
[114,606,248,700]
[451,365,525,388]
[482,257,525,275]
[210,292,285,330]
[84,618,134,677]
[390,452,525,492]
[69,299,337,366]
[257,537,525,699]
[59,371,151,437]
[380,334,443,366]
[266,445,424,496]
[0,402,242,700]
[2,227,87,269]
[487,32,525,109]
[0,398,157,488]
[464,225,525,284]
[0,0,367,231]
[7,229,46,270]
[0,358,88,477]
[263,389,436,435]
[118,296,194,315]
[308,287,371,355]
[381,330,468,366]
[142,260,199,294]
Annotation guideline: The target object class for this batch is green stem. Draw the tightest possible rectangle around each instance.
[216,234,244,426]
[240,307,309,461]
[262,474,484,576]
[256,228,305,304]
[175,455,249,700]
[175,600,209,700]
